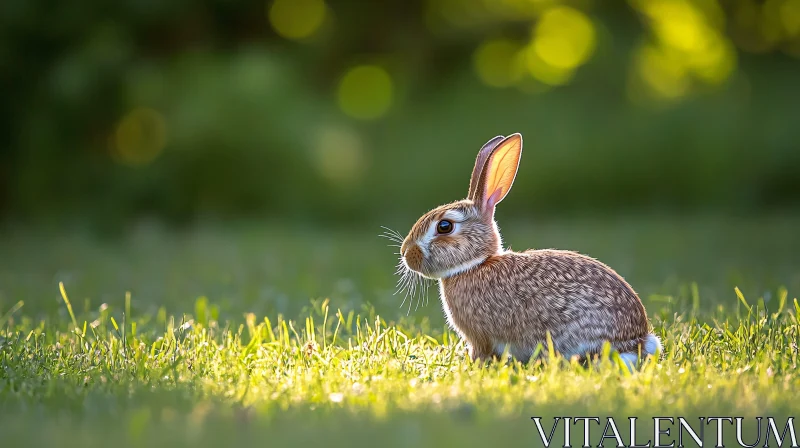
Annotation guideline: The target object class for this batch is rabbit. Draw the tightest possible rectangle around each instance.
[397,133,661,366]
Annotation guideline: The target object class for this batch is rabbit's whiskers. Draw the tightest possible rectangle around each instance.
[395,262,433,315]
[381,226,433,315]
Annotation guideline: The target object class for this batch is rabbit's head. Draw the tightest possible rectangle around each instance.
[400,134,523,279]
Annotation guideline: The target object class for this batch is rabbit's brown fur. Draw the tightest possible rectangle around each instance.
[399,133,660,364]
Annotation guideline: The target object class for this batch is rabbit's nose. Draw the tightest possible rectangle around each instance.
[400,239,417,256]
[401,241,424,271]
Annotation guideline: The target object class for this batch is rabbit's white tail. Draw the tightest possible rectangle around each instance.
[643,333,663,356]
[618,333,662,370]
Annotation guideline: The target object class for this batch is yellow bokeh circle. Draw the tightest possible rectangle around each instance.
[472,38,525,88]
[312,125,365,185]
[524,44,575,86]
[337,65,394,120]
[781,0,800,36]
[533,6,597,70]
[268,0,326,40]
[686,33,736,85]
[633,44,689,100]
[113,108,167,166]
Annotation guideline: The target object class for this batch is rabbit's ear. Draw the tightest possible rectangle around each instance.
[468,136,505,201]
[474,133,522,213]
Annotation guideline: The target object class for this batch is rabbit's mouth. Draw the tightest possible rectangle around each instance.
[401,256,437,280]
[400,243,425,273]
[400,243,486,280]
[394,259,434,314]
[380,226,434,314]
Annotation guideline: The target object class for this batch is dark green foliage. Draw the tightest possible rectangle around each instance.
[1,2,799,228]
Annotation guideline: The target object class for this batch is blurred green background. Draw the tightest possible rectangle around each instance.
[2,0,800,230]
[2,4,800,444]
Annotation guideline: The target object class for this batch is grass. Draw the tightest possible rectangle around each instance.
[1,214,800,447]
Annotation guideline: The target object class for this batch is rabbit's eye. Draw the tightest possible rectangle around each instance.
[436,220,454,235]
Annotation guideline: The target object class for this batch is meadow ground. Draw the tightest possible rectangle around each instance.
[1,213,800,447]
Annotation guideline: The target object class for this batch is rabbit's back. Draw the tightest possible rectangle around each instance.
[440,249,650,359]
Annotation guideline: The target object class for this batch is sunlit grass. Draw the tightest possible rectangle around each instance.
[1,287,799,446]
[0,217,799,446]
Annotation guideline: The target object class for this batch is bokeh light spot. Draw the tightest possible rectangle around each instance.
[112,108,167,166]
[629,0,738,101]
[524,44,574,86]
[473,39,525,88]
[633,44,689,100]
[782,0,800,36]
[312,125,365,186]
[687,33,736,84]
[646,1,708,52]
[337,65,393,120]
[533,6,597,70]
[268,0,326,40]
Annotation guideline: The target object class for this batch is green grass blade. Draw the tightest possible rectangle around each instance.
[58,282,79,330]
